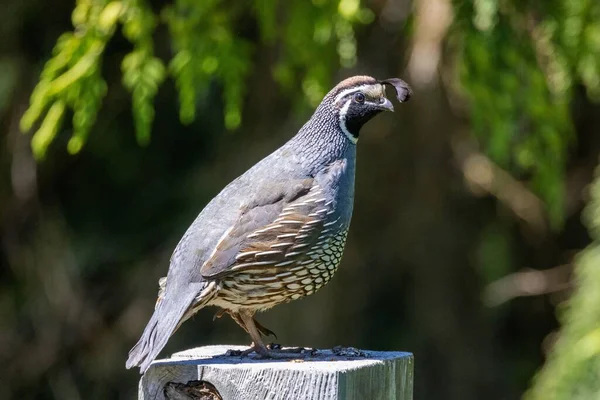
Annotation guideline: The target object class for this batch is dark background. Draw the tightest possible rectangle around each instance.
[2,0,599,399]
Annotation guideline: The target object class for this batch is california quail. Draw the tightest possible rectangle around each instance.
[126,75,412,373]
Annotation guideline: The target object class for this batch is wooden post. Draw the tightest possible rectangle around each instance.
[138,345,413,400]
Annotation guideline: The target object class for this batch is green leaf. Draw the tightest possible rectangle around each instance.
[31,100,66,160]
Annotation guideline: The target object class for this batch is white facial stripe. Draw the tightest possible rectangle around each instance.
[339,98,358,144]
[334,84,372,104]
[333,83,385,105]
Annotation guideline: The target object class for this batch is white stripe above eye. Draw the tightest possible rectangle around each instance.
[339,98,358,144]
[334,84,375,104]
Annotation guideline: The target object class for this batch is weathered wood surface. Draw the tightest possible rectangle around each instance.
[138,345,413,400]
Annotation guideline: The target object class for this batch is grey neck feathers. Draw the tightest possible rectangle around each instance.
[284,101,354,173]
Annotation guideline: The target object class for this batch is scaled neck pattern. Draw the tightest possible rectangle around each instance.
[285,102,356,176]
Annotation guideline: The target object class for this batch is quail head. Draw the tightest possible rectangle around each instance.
[126,75,412,373]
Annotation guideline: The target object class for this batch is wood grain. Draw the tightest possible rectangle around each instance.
[138,345,413,400]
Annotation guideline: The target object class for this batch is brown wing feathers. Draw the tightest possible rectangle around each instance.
[201,182,329,278]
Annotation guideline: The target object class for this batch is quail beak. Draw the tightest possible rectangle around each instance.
[377,97,394,112]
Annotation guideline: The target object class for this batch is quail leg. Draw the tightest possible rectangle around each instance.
[225,310,277,338]
[239,312,310,359]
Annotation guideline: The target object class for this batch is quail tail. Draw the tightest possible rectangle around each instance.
[126,283,202,373]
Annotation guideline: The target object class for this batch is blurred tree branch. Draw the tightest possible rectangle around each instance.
[483,264,572,307]
[454,138,548,234]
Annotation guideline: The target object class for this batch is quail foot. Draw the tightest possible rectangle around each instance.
[126,75,412,373]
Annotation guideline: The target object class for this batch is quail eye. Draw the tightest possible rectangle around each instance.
[354,92,365,104]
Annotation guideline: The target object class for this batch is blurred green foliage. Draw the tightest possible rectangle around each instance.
[10,0,600,399]
[453,0,600,227]
[20,0,373,158]
[452,3,600,397]
[526,165,600,400]
[121,0,166,146]
[20,0,115,158]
